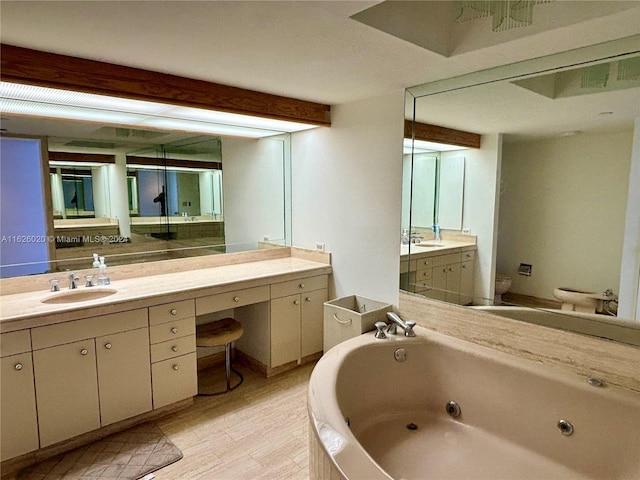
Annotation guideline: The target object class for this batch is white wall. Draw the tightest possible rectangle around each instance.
[222,136,286,247]
[291,90,405,305]
[109,153,131,237]
[618,118,640,321]
[498,131,632,301]
[462,134,503,303]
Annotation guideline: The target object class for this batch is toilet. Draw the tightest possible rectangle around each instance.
[553,287,600,313]
[494,273,512,305]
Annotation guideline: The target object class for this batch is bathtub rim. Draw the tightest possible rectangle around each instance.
[308,324,640,480]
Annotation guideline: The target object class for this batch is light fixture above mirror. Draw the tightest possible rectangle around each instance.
[0,82,319,138]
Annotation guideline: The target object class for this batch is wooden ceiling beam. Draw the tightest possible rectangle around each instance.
[404,120,481,149]
[1,44,331,127]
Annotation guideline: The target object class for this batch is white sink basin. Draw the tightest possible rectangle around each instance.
[414,242,446,248]
[41,288,117,304]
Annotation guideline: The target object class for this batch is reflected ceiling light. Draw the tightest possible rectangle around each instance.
[0,82,319,138]
[454,0,551,32]
[49,160,106,168]
[403,138,470,153]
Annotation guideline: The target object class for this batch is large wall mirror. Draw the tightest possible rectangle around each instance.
[403,36,640,346]
[0,116,292,277]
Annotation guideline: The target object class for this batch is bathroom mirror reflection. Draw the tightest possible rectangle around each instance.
[403,36,640,345]
[0,117,291,277]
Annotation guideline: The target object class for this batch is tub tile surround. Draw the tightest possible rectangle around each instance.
[399,292,640,394]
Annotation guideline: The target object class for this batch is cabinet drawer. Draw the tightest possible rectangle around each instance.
[32,309,148,350]
[0,330,31,357]
[415,267,433,281]
[149,317,195,345]
[415,257,438,268]
[152,352,198,409]
[400,260,416,274]
[150,334,196,363]
[149,299,195,326]
[432,253,462,267]
[271,275,328,299]
[196,286,269,315]
[461,249,476,261]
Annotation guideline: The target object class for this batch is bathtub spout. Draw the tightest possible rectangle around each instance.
[386,312,416,337]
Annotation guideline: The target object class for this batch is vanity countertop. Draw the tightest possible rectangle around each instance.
[0,255,332,332]
[400,239,476,261]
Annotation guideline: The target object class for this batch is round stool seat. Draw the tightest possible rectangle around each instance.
[196,318,243,347]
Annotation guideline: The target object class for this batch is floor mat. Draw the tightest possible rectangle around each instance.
[18,423,182,480]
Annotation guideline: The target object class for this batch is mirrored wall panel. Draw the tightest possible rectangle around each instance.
[0,119,292,277]
[403,37,640,346]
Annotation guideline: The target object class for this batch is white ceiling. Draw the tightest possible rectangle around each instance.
[1,1,640,142]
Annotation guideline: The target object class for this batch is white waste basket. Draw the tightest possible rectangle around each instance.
[323,295,392,352]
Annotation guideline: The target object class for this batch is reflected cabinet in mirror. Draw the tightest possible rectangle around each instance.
[403,36,640,345]
[0,121,292,277]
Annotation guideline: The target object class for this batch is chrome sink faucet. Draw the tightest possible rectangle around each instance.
[68,273,80,289]
[386,312,416,337]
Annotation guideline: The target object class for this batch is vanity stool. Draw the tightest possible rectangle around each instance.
[196,317,244,395]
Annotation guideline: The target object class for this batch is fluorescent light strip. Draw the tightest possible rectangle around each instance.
[49,160,107,168]
[403,138,470,152]
[0,82,319,136]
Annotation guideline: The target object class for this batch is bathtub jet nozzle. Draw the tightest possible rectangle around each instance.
[446,401,461,418]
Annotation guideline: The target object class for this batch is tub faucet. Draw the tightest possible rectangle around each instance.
[386,312,416,337]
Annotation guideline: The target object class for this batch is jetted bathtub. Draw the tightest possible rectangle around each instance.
[308,324,640,480]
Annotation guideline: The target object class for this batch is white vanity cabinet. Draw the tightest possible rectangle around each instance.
[459,250,476,305]
[270,275,328,368]
[402,248,475,306]
[148,300,197,409]
[429,253,463,304]
[0,330,39,461]
[31,309,152,447]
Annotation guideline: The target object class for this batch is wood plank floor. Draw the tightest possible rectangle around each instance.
[151,362,314,479]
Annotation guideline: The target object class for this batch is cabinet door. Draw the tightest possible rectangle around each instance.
[460,260,474,305]
[34,340,100,447]
[445,263,461,304]
[301,289,328,358]
[96,327,152,426]
[270,294,301,368]
[1,353,39,461]
[428,266,448,301]
[151,353,198,409]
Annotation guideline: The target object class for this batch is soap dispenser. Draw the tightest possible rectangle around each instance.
[97,256,110,285]
[92,253,100,268]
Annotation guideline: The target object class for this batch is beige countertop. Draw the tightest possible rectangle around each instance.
[400,239,476,261]
[0,256,332,332]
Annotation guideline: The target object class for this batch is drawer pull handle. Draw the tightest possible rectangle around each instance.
[14,363,23,371]
[170,309,177,315]
[294,300,300,305]
[333,314,352,325]
[173,364,180,371]
[171,327,178,334]
[172,346,179,352]
[424,261,429,265]
[80,349,88,356]
[305,297,311,302]
[104,343,112,350]
[233,296,240,302]
[299,283,305,289]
